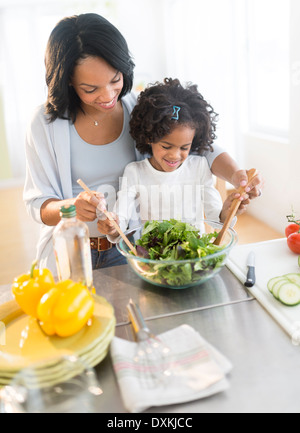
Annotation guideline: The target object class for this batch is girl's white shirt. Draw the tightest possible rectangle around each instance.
[108,155,228,243]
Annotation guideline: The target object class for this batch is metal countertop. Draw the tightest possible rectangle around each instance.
[91,264,300,413]
[1,263,299,413]
[93,265,253,326]
[95,298,300,413]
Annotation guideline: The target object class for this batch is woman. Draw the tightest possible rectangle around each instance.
[23,13,261,276]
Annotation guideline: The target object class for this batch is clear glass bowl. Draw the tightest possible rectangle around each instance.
[117,220,238,290]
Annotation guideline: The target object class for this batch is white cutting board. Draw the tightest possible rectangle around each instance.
[226,238,300,339]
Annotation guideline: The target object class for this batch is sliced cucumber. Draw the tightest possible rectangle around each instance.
[278,282,300,306]
[267,276,287,294]
[267,274,300,307]
[285,273,300,286]
[272,279,289,299]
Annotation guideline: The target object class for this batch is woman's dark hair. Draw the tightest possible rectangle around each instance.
[45,13,135,122]
[130,78,218,155]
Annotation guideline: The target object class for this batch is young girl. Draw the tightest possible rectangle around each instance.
[97,78,250,240]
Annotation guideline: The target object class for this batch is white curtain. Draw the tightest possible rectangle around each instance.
[0,0,120,179]
[1,7,46,178]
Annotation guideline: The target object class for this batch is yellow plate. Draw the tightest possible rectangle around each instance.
[0,322,115,385]
[0,294,115,372]
[0,328,116,388]
[0,320,115,375]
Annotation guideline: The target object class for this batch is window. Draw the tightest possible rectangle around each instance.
[246,0,290,137]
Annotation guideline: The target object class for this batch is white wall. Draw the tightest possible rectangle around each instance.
[116,0,168,87]
[242,0,300,234]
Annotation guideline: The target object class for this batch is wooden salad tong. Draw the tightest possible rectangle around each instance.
[213,168,258,246]
[77,179,137,256]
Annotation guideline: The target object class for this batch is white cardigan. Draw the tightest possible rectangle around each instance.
[23,93,139,274]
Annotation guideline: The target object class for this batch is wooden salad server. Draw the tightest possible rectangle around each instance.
[213,168,258,246]
[77,179,137,256]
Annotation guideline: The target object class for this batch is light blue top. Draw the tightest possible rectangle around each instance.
[70,102,136,236]
[70,102,135,196]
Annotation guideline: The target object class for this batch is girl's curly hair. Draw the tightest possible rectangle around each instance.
[129,78,218,155]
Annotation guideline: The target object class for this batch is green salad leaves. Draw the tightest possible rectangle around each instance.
[133,220,226,288]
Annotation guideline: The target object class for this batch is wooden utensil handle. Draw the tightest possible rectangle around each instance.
[77,179,137,255]
[235,168,258,197]
[232,167,257,205]
[226,168,258,218]
[102,209,137,255]
[214,168,258,245]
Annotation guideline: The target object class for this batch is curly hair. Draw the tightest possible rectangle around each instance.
[45,13,135,122]
[129,78,218,155]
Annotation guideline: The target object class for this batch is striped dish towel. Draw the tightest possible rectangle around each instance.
[110,324,232,413]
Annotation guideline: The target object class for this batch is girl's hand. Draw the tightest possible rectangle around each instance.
[97,212,119,237]
[220,191,250,223]
[231,169,264,200]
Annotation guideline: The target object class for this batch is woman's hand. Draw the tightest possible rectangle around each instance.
[41,191,104,226]
[210,154,263,200]
[220,191,250,223]
[74,191,105,222]
[231,169,264,200]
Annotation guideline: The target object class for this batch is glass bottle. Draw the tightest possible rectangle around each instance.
[53,205,93,290]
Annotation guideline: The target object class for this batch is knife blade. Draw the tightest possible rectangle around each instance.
[244,251,256,287]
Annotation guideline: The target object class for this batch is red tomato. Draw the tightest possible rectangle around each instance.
[287,232,300,254]
[285,223,300,238]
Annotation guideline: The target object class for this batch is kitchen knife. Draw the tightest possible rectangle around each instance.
[244,251,256,287]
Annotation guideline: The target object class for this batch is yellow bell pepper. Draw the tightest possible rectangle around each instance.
[12,260,55,318]
[37,279,95,337]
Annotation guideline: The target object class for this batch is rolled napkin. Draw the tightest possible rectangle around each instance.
[110,324,232,413]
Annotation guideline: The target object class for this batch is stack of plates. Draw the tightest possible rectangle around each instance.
[0,294,115,388]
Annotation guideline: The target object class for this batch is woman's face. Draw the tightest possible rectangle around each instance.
[149,125,195,172]
[71,56,124,114]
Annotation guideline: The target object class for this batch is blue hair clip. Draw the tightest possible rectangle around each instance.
[171,106,181,120]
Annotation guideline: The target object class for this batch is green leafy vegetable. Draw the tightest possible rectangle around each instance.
[133,220,226,287]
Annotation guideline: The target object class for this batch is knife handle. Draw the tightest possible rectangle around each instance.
[245,266,256,287]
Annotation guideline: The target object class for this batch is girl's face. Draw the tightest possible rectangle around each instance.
[149,125,195,172]
[71,56,124,114]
